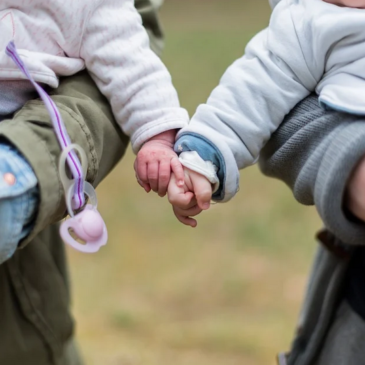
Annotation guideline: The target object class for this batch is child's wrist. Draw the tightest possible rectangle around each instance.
[179,151,219,192]
[146,129,177,146]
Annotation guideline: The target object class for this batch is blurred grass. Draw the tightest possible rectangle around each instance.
[68,1,322,364]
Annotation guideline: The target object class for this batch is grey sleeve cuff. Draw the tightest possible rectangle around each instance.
[260,94,365,246]
[315,121,365,245]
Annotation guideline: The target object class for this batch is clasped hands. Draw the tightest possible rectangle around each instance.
[136,131,365,226]
[134,130,212,227]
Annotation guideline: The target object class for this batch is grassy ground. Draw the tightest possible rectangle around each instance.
[68,1,322,364]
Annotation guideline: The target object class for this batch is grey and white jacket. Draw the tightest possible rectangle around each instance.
[176,0,365,202]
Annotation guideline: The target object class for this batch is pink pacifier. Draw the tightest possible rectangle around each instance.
[59,144,108,253]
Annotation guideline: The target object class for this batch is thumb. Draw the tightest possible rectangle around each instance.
[189,169,213,210]
[168,173,194,206]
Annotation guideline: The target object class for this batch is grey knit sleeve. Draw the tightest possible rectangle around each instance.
[259,94,365,245]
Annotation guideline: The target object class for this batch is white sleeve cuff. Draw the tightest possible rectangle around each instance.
[178,151,220,193]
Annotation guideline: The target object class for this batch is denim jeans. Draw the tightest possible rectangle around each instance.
[0,143,38,264]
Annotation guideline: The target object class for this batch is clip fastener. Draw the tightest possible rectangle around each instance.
[59,144,108,253]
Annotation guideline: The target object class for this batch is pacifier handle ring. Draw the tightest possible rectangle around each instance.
[59,143,88,192]
[66,181,98,218]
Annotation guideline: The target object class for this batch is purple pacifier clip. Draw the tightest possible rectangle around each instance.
[5,41,84,209]
[6,41,108,253]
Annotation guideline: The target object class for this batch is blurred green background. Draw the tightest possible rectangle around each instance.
[68,1,322,364]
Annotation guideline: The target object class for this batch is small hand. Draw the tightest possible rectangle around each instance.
[347,154,365,222]
[134,130,184,197]
[168,168,213,227]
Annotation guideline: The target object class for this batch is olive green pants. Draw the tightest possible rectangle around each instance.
[0,72,129,365]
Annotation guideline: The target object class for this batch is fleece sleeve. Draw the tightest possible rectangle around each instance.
[80,0,189,153]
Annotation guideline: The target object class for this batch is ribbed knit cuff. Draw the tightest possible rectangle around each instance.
[315,121,365,245]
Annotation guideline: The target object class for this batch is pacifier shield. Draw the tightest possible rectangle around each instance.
[60,205,108,253]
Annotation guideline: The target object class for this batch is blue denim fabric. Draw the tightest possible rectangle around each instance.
[0,143,39,264]
[174,133,226,201]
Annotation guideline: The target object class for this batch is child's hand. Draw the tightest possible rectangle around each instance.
[134,130,184,197]
[168,168,213,227]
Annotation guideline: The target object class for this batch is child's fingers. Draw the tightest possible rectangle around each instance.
[167,173,187,202]
[168,189,195,208]
[167,173,181,194]
[171,157,185,187]
[173,206,197,228]
[134,159,151,192]
[136,175,151,192]
[158,160,171,197]
[147,161,159,192]
[168,177,195,207]
[189,170,213,210]
[173,204,202,218]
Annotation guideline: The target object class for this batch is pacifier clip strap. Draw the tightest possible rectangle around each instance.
[5,41,85,209]
[6,41,108,253]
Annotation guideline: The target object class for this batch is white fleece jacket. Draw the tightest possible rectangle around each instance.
[178,0,365,202]
[0,0,189,152]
